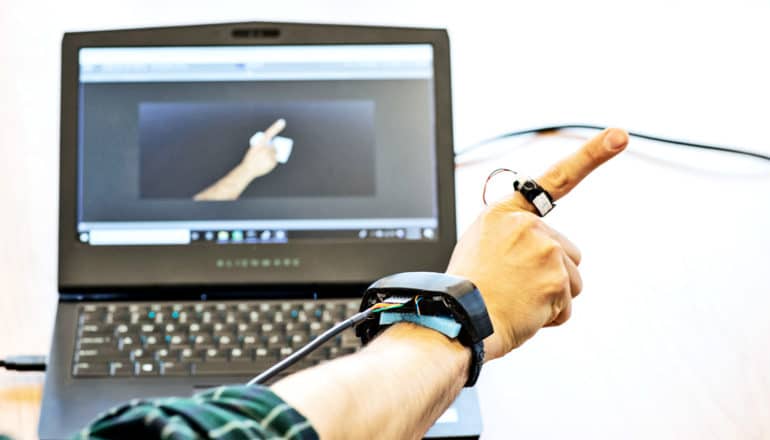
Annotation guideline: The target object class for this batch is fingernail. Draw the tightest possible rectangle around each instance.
[603,129,627,151]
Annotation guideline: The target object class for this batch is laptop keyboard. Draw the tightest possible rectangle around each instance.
[72,299,361,378]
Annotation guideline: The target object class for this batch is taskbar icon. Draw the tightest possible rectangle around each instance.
[191,229,288,244]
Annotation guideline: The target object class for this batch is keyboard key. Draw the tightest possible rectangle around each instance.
[289,333,307,348]
[236,322,254,334]
[255,347,278,361]
[117,336,137,350]
[229,347,252,362]
[340,332,360,349]
[167,333,188,349]
[265,334,284,350]
[142,334,164,349]
[76,348,126,362]
[79,335,113,346]
[160,361,191,376]
[154,348,175,360]
[130,348,155,362]
[73,362,109,377]
[109,361,133,377]
[179,348,198,362]
[204,348,227,361]
[216,335,238,349]
[80,324,104,334]
[241,335,259,347]
[136,361,159,376]
[191,334,213,347]
[81,312,105,324]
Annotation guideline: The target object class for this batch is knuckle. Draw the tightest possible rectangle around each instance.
[573,282,583,297]
[544,165,571,193]
[550,301,561,324]
[573,245,583,264]
[581,143,602,165]
[557,308,572,325]
[478,208,502,232]
[541,238,562,258]
[545,275,568,297]
[510,211,540,229]
[548,266,570,293]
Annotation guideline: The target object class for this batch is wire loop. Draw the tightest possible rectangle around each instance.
[482,168,519,205]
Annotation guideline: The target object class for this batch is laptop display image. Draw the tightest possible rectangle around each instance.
[76,44,437,245]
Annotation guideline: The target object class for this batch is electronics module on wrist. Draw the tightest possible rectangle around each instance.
[356,272,494,387]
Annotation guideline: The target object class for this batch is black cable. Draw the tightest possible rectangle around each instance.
[0,355,47,371]
[454,124,770,163]
[247,307,374,386]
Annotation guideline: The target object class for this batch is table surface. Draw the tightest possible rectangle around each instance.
[1,134,769,439]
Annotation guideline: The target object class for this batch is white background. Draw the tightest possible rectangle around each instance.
[1,1,769,439]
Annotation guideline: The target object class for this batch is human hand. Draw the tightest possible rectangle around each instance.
[446,128,629,361]
[240,118,285,178]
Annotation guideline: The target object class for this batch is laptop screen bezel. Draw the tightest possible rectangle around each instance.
[58,22,456,292]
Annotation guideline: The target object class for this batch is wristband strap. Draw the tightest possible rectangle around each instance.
[466,341,485,387]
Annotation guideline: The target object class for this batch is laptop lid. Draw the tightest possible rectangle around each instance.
[58,23,456,292]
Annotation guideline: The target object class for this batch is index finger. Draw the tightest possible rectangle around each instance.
[495,128,628,213]
[263,118,286,141]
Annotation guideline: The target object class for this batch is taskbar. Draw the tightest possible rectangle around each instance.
[78,226,437,246]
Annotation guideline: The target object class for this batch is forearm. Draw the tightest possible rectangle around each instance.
[271,322,470,440]
[194,164,256,201]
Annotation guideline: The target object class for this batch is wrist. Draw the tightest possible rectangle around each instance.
[366,323,471,383]
[234,162,260,181]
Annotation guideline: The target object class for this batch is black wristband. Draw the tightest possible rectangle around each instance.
[356,272,494,388]
[465,341,485,387]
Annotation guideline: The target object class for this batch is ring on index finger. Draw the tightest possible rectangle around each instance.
[482,168,555,217]
[513,175,555,217]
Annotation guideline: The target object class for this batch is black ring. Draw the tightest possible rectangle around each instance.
[513,178,555,217]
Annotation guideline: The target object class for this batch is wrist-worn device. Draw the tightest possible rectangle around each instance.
[356,272,494,387]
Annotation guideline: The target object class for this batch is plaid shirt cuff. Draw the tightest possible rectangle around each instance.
[74,384,318,440]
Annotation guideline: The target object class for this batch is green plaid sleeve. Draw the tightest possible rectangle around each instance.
[73,385,318,440]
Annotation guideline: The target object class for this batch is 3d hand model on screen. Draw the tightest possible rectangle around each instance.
[250,129,294,164]
[194,118,292,201]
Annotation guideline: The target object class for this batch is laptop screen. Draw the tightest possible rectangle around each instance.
[75,44,437,248]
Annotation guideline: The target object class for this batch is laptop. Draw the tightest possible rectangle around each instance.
[39,22,482,439]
